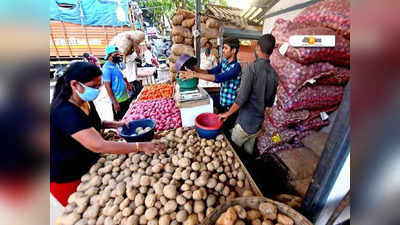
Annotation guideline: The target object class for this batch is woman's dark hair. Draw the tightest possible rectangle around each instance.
[223,37,240,58]
[258,34,276,55]
[51,61,102,110]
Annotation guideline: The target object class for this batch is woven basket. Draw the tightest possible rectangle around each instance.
[201,197,313,225]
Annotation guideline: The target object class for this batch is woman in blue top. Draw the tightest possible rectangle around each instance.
[50,62,165,206]
[181,37,242,131]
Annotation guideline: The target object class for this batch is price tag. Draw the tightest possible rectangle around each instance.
[320,112,329,121]
[272,133,281,143]
[279,43,289,56]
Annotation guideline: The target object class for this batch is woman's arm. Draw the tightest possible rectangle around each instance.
[102,121,125,129]
[72,127,165,154]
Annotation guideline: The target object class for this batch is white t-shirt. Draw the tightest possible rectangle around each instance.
[124,52,138,82]
[200,52,217,70]
[144,50,153,65]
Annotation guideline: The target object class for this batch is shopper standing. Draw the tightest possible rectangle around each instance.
[217,34,279,155]
[102,45,131,120]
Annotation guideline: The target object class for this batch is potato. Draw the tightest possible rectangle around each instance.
[173,170,182,180]
[206,194,217,207]
[125,215,139,225]
[193,200,205,213]
[216,207,237,225]
[247,210,262,221]
[223,186,230,196]
[215,183,224,192]
[261,220,273,225]
[126,187,138,200]
[183,214,198,225]
[195,175,208,187]
[176,210,188,222]
[122,207,133,217]
[165,200,178,213]
[242,190,254,197]
[134,205,145,216]
[184,202,193,214]
[237,180,244,188]
[156,215,169,225]
[179,158,191,168]
[235,220,246,225]
[177,195,187,205]
[104,217,114,225]
[96,215,105,225]
[145,194,157,208]
[233,205,246,219]
[139,215,147,225]
[144,207,158,220]
[163,184,177,199]
[55,212,80,225]
[259,202,277,220]
[277,214,294,225]
[229,178,237,186]
[134,193,145,206]
[252,219,262,225]
[119,198,130,210]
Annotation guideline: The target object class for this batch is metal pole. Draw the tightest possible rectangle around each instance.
[195,0,201,67]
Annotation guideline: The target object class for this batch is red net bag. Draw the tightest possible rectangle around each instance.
[277,85,344,112]
[272,19,350,67]
[293,0,350,39]
[271,52,349,96]
[268,105,310,128]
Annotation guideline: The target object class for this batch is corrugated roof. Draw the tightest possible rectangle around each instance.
[205,0,279,30]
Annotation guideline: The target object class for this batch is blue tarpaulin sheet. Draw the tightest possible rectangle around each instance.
[50,0,131,26]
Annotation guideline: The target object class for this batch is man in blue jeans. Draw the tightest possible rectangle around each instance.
[102,45,132,120]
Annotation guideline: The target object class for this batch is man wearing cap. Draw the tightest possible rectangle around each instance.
[102,45,131,120]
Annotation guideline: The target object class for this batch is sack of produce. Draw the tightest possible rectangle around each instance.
[200,37,208,47]
[268,105,310,129]
[183,27,193,39]
[172,26,184,36]
[169,63,177,73]
[176,8,195,19]
[293,0,350,39]
[168,54,179,63]
[201,15,208,23]
[182,18,195,28]
[173,35,184,44]
[316,71,350,85]
[271,19,350,66]
[171,14,184,25]
[270,51,349,96]
[295,117,329,132]
[206,18,220,29]
[195,23,219,39]
[209,38,218,48]
[184,38,193,46]
[171,44,195,56]
[277,85,344,112]
[211,48,219,58]
[109,30,145,56]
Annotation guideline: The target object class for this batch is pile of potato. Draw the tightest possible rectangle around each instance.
[56,127,257,225]
[169,9,221,81]
[216,202,294,225]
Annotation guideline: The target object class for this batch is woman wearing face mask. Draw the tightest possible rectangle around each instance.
[50,62,165,207]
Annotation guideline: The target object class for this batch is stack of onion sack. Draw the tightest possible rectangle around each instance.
[257,0,350,155]
[169,9,220,81]
[122,98,182,131]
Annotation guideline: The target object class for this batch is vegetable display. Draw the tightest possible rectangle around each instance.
[138,84,174,102]
[56,128,260,225]
[123,98,182,132]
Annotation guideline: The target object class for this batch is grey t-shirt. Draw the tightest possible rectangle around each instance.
[235,58,279,134]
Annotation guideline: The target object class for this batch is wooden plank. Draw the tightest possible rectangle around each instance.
[103,25,110,45]
[61,21,73,57]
